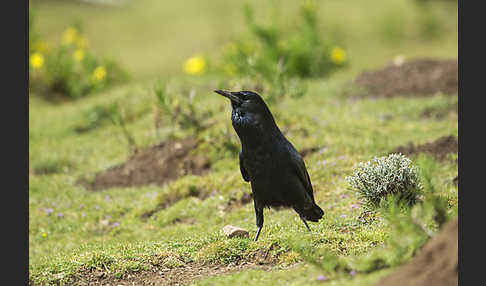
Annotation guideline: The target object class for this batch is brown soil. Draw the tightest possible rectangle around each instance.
[78,137,211,191]
[354,59,458,98]
[66,261,274,286]
[391,135,458,162]
[375,217,458,286]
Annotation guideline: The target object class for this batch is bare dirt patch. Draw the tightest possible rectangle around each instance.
[375,217,458,286]
[354,58,458,98]
[391,135,458,162]
[78,137,211,191]
[68,261,274,286]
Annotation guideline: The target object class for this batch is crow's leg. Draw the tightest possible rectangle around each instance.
[254,200,264,241]
[255,225,263,242]
[300,216,311,232]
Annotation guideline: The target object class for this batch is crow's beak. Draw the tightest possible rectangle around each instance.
[214,90,243,104]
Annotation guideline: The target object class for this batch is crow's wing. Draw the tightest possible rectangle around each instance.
[239,150,250,182]
[289,148,316,203]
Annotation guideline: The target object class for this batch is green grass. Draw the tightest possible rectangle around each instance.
[29,0,457,285]
[193,266,394,286]
[29,78,458,284]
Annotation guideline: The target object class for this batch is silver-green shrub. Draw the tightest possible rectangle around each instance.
[346,153,423,209]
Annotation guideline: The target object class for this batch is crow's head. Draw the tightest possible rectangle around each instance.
[214,90,274,129]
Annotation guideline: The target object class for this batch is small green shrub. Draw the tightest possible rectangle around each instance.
[110,102,138,153]
[346,153,423,209]
[74,103,118,133]
[220,1,348,83]
[29,11,129,99]
[42,45,128,99]
[153,81,213,135]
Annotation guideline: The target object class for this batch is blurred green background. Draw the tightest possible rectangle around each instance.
[31,0,457,79]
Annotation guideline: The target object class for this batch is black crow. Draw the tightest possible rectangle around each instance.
[215,90,324,241]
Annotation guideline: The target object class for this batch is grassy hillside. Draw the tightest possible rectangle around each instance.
[29,0,458,285]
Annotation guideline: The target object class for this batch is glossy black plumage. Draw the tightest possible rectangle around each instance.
[215,90,324,241]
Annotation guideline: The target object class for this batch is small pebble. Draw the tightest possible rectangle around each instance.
[223,225,249,238]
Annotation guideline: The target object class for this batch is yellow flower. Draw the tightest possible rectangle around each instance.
[183,56,206,75]
[41,232,47,238]
[75,35,89,49]
[92,66,107,82]
[30,52,44,69]
[63,27,78,45]
[73,49,85,62]
[330,47,347,65]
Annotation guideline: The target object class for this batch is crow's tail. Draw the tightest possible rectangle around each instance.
[302,203,324,222]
